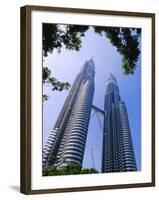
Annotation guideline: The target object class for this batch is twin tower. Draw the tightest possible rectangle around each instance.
[43,59,137,173]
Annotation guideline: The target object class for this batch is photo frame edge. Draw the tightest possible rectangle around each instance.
[20,5,32,195]
[20,5,155,195]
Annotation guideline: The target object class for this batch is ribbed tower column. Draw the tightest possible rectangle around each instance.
[117,102,137,171]
[43,59,95,168]
[59,79,94,167]
[102,74,137,173]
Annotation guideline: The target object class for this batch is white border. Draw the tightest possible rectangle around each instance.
[31,10,152,190]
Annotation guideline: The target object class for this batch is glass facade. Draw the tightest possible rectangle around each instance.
[102,74,137,172]
[43,59,95,168]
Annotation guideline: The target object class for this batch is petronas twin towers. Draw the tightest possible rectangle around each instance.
[43,59,137,172]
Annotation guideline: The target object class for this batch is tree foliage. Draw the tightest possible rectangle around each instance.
[43,67,70,101]
[43,24,89,56]
[43,24,89,101]
[42,24,141,100]
[93,27,141,74]
[43,164,99,176]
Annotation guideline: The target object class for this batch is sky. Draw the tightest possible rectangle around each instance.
[43,26,141,172]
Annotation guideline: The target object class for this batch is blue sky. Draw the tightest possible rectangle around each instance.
[43,26,141,172]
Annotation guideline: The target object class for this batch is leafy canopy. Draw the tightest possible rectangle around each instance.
[43,24,89,56]
[43,164,99,176]
[42,24,141,100]
[43,66,70,101]
[43,24,89,101]
[93,27,141,74]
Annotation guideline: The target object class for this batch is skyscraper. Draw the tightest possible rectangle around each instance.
[43,59,95,168]
[102,74,137,173]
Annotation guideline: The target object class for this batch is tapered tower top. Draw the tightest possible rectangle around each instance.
[88,57,95,66]
[106,73,117,85]
[110,73,116,80]
[105,73,119,96]
[84,58,95,72]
